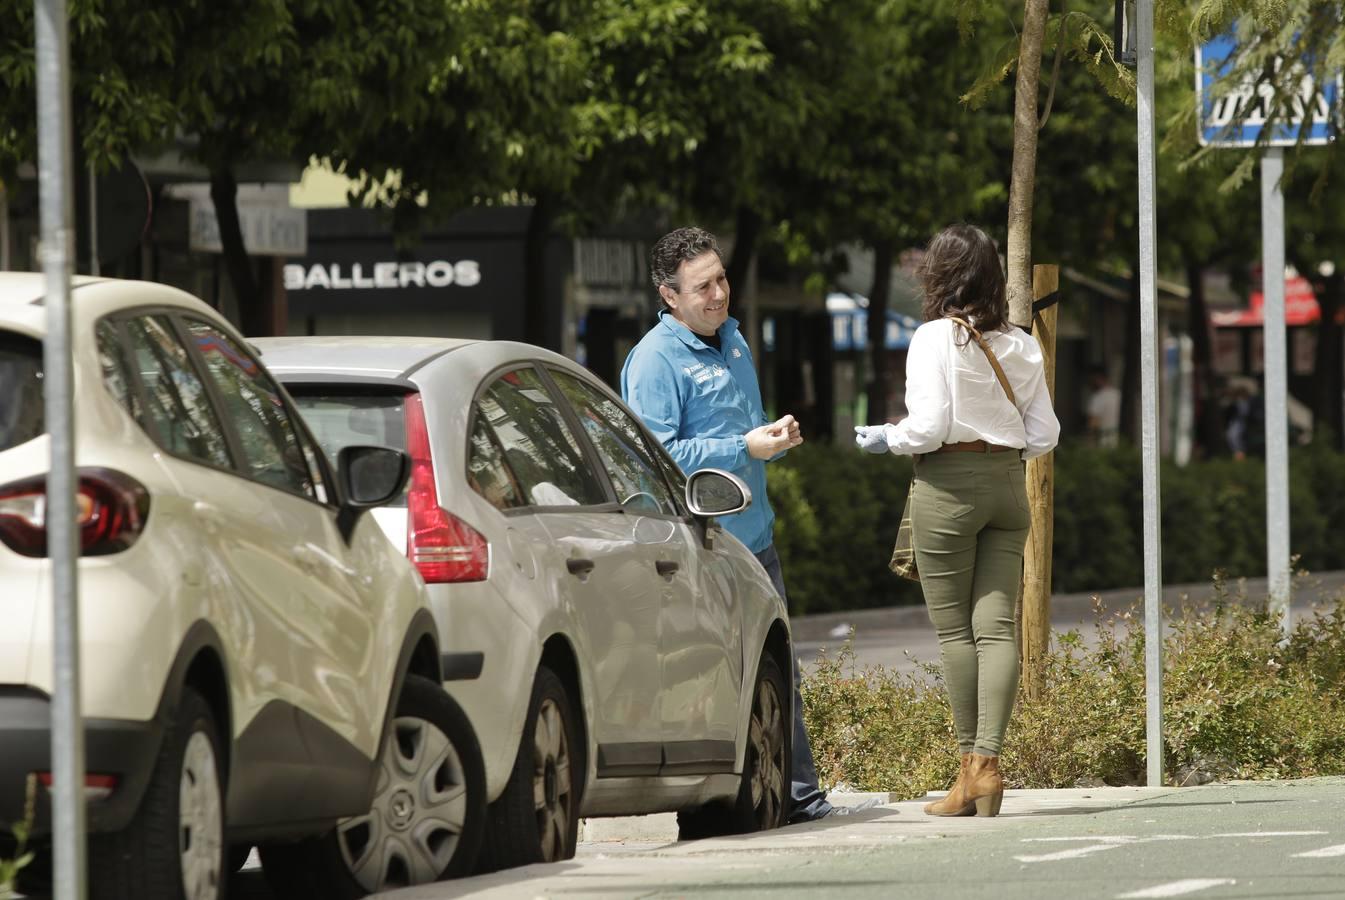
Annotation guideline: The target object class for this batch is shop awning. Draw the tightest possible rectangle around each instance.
[827,292,921,351]
[1211,275,1321,327]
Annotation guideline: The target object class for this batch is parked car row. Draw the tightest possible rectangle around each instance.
[0,274,797,900]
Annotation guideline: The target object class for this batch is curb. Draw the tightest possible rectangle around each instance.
[579,792,900,844]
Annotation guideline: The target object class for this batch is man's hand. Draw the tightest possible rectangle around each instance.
[854,424,890,454]
[746,414,804,460]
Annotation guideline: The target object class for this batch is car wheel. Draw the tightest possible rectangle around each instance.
[89,686,225,900]
[677,651,790,840]
[477,665,580,872]
[261,674,486,898]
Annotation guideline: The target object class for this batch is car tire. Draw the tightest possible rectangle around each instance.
[89,686,226,900]
[260,674,486,898]
[476,665,581,872]
[677,651,791,840]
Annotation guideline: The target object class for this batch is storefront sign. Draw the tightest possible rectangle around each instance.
[283,259,481,291]
[183,187,307,257]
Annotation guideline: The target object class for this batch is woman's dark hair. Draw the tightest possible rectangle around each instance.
[919,224,1008,335]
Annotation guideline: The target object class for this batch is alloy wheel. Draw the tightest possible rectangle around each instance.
[532,698,573,861]
[178,731,223,900]
[336,715,468,892]
[747,677,787,829]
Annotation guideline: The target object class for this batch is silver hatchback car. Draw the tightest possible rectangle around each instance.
[253,336,796,869]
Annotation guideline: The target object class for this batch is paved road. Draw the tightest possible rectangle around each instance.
[376,777,1345,900]
[793,570,1345,677]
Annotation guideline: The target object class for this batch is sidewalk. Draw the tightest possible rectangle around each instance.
[387,778,1345,899]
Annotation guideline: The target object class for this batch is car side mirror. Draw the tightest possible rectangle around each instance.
[685,468,752,518]
[339,445,410,508]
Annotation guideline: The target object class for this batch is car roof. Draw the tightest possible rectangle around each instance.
[253,336,589,384]
[251,336,478,381]
[0,273,222,334]
[0,273,111,308]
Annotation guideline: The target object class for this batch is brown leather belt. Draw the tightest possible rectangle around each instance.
[933,440,1017,454]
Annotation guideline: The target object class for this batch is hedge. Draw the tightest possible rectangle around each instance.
[802,588,1345,793]
[768,440,1345,615]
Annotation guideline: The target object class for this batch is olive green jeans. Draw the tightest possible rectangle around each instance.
[911,449,1030,756]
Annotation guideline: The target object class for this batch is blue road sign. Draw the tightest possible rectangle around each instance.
[1197,31,1339,147]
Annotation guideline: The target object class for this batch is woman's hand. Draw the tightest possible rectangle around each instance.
[854,425,890,454]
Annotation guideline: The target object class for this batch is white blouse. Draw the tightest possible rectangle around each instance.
[877,318,1061,460]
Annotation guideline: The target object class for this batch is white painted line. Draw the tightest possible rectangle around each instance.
[1294,843,1345,858]
[1022,836,1137,844]
[1116,879,1237,898]
[1212,831,1326,838]
[1015,844,1126,863]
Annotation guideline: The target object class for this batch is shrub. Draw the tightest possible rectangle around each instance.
[802,585,1345,793]
[772,441,1345,614]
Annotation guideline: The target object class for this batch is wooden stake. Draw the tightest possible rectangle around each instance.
[1021,264,1058,700]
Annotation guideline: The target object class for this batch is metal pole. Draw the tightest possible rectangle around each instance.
[35,1,86,898]
[1136,0,1165,788]
[1,183,10,270]
[87,164,98,276]
[1261,148,1291,635]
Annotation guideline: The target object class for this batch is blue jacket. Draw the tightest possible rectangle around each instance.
[620,310,775,553]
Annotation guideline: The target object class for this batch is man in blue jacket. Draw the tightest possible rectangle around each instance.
[621,225,832,823]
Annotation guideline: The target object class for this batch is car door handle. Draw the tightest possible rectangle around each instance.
[655,560,680,578]
[566,557,596,577]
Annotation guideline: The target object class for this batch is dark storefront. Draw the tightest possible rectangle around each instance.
[284,206,567,347]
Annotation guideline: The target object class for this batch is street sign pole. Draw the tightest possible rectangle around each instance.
[1136,0,1165,788]
[35,1,87,898]
[1261,148,1291,633]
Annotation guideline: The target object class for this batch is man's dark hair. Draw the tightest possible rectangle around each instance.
[650,226,722,307]
[919,223,1008,336]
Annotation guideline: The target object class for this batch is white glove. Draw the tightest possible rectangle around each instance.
[854,425,890,454]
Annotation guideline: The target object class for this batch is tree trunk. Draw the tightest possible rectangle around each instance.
[725,206,761,293]
[1311,268,1344,448]
[1005,0,1051,327]
[866,238,895,421]
[1121,269,1142,443]
[209,167,267,335]
[524,193,556,349]
[1185,258,1225,457]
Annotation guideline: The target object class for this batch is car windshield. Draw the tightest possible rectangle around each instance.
[0,332,44,452]
[289,390,409,507]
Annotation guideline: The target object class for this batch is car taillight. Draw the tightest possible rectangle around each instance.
[403,393,489,583]
[0,468,150,558]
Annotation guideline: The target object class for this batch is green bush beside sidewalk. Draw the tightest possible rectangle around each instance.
[771,441,1345,615]
[801,582,1345,796]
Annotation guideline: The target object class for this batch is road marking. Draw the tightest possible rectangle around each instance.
[1294,843,1345,858]
[1116,879,1237,898]
[1022,836,1138,843]
[1213,831,1325,838]
[1015,844,1126,862]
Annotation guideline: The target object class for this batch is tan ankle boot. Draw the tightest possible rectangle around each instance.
[965,752,1004,817]
[923,752,975,816]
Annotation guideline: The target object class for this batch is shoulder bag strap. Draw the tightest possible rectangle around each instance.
[947,316,1016,407]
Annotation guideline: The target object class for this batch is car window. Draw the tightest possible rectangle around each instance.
[0,331,44,452]
[122,316,232,468]
[548,369,681,516]
[95,320,144,425]
[467,409,525,511]
[290,391,408,507]
[477,368,607,508]
[183,319,315,499]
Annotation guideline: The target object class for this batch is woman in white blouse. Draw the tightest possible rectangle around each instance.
[855,224,1060,817]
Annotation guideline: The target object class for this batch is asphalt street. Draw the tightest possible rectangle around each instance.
[792,570,1345,677]
[376,778,1345,900]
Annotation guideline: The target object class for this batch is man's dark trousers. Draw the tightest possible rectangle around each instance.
[753,543,832,822]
